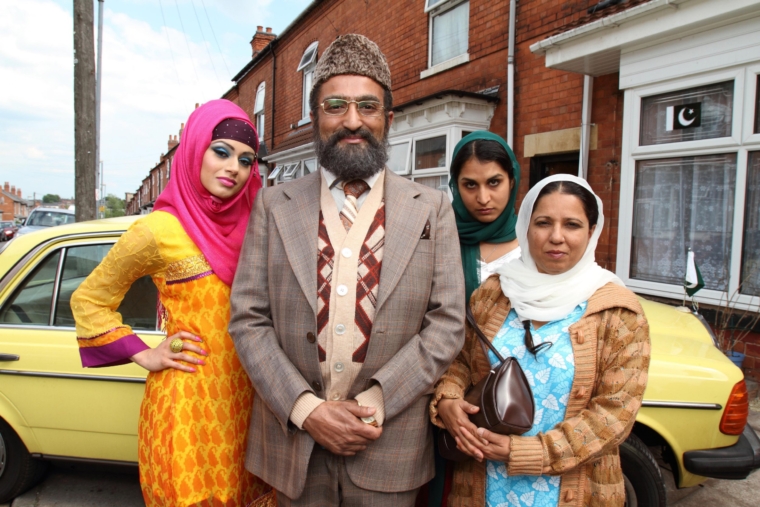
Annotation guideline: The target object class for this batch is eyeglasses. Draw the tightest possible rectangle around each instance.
[318,98,385,117]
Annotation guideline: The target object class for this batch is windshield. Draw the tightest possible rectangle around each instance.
[27,211,76,227]
[0,222,13,228]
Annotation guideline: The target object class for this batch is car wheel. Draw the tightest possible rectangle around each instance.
[620,433,666,507]
[0,418,47,503]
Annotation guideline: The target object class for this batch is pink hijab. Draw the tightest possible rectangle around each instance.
[154,99,261,286]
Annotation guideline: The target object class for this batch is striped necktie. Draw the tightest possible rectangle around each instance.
[339,179,370,232]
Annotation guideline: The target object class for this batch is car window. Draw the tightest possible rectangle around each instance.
[54,245,159,330]
[0,243,159,330]
[0,251,61,325]
[27,211,74,227]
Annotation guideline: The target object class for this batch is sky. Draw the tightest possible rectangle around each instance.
[0,0,311,201]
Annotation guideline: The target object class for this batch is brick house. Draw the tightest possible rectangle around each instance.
[525,0,760,378]
[130,130,180,215]
[1,182,29,222]
[218,0,760,378]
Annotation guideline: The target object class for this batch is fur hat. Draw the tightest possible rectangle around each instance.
[312,34,392,93]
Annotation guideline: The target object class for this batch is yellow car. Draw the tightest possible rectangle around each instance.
[0,217,759,504]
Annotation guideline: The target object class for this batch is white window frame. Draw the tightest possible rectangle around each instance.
[303,158,317,175]
[388,140,412,175]
[254,81,266,142]
[299,41,319,120]
[424,0,450,12]
[412,129,450,175]
[617,65,760,308]
[282,162,302,181]
[267,165,283,181]
[423,0,470,79]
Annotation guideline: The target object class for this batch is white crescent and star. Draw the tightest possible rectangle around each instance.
[678,108,696,126]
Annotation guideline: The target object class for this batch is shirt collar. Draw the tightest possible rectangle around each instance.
[321,166,384,190]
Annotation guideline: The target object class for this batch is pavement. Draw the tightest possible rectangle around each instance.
[2,402,760,507]
[1,462,143,507]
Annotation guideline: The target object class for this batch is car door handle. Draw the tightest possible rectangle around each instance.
[0,353,20,361]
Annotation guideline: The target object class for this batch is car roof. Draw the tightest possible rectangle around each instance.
[0,216,141,269]
[29,207,76,214]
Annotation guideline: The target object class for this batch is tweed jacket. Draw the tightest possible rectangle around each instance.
[229,169,465,499]
[430,276,650,507]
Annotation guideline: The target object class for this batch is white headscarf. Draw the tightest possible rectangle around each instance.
[495,174,624,322]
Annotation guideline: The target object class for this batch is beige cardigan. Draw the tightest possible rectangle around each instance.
[430,276,650,507]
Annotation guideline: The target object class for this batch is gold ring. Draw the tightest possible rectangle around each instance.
[169,338,183,354]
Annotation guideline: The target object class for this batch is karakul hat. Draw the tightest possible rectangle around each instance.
[312,34,392,93]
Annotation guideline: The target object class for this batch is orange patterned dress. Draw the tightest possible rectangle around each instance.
[72,211,272,507]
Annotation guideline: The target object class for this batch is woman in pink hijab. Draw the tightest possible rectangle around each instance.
[72,100,273,507]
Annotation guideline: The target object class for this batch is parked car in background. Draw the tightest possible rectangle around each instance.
[14,208,75,238]
[0,217,758,504]
[0,221,17,242]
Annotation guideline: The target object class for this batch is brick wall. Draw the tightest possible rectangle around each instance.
[233,0,525,155]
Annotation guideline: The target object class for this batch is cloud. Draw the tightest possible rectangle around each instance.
[0,0,236,199]
[0,0,308,200]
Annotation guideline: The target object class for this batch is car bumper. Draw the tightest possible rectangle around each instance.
[683,424,760,480]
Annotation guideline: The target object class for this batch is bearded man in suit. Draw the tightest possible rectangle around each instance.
[229,34,464,506]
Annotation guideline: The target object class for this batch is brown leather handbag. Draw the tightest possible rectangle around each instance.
[438,306,535,462]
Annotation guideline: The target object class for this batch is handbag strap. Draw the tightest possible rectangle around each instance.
[465,305,506,365]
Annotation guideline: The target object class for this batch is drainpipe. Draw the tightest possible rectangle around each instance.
[507,0,516,149]
[579,75,593,179]
[270,42,277,154]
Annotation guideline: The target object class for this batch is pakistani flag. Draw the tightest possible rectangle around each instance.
[684,249,705,297]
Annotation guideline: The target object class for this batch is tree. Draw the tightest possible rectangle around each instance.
[42,194,61,204]
[104,194,125,218]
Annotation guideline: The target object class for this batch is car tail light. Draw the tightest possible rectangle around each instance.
[720,380,749,435]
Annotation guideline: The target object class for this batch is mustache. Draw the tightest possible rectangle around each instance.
[325,127,380,147]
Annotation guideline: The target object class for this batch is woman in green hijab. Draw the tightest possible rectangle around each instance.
[450,131,521,301]
[423,131,521,507]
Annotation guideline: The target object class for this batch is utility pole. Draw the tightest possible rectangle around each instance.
[74,0,97,221]
[96,0,104,219]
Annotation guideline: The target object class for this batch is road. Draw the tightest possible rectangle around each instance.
[2,407,759,507]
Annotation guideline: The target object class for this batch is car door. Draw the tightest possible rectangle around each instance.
[0,236,162,463]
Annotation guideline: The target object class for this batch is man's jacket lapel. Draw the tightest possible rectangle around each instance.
[376,170,428,314]
[271,171,320,316]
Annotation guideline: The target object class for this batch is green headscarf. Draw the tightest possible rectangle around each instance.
[449,131,520,301]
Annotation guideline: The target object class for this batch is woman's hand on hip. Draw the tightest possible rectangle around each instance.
[437,398,482,459]
[130,331,207,373]
[459,426,512,462]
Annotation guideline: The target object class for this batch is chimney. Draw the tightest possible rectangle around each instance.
[179,122,185,139]
[10,186,15,195]
[250,26,276,58]
[3,182,8,192]
[16,188,21,198]
[168,134,179,150]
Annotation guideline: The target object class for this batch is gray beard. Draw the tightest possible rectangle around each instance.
[313,122,389,181]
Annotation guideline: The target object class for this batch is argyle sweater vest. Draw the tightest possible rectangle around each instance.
[317,201,385,365]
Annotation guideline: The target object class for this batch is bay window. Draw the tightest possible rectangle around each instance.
[618,65,760,305]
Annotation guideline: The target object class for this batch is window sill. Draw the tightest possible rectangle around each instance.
[291,117,311,129]
[420,53,470,80]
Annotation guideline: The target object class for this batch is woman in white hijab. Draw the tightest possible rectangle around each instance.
[430,175,650,507]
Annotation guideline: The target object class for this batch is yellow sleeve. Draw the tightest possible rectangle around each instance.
[71,218,166,367]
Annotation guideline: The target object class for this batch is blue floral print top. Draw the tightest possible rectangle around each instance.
[485,302,587,507]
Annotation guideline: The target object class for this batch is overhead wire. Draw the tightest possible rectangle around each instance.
[173,0,201,87]
[199,0,231,77]
[157,0,182,86]
[189,0,221,86]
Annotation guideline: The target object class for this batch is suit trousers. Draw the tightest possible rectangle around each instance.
[276,446,419,507]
